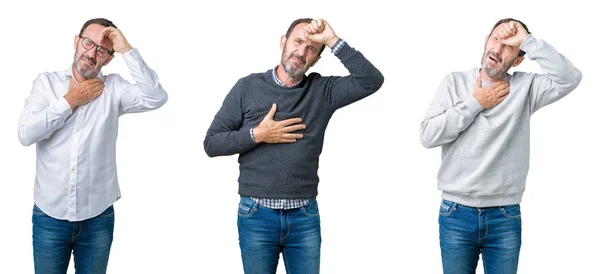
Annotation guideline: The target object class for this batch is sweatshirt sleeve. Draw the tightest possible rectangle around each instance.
[522,34,582,113]
[420,74,483,149]
[324,42,385,110]
[204,78,259,157]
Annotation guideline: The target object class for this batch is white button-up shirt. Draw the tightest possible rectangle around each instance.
[18,48,168,221]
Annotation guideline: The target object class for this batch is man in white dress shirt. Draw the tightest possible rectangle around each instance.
[18,18,168,274]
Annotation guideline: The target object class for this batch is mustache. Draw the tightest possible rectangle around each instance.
[486,50,502,62]
[288,54,306,65]
[79,55,97,65]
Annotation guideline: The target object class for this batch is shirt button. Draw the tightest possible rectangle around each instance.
[76,126,80,132]
[71,167,76,173]
[71,188,75,193]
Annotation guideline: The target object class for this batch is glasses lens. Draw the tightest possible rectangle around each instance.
[96,47,109,58]
[82,38,95,50]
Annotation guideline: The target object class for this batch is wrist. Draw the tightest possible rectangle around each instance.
[251,127,262,143]
[63,93,78,110]
[326,36,340,48]
[119,45,133,54]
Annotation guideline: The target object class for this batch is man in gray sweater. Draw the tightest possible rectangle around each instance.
[205,18,383,273]
[420,18,581,273]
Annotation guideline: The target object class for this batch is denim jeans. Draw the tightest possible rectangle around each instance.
[32,204,115,274]
[439,200,522,274]
[237,196,321,274]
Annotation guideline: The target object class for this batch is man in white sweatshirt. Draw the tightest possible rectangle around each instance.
[420,18,582,273]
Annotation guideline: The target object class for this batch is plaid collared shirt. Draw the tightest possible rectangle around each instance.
[249,39,346,210]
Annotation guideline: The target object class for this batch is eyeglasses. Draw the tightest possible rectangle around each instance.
[78,35,114,58]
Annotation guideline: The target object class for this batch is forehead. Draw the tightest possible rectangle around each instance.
[81,24,113,49]
[288,22,309,38]
[490,22,510,36]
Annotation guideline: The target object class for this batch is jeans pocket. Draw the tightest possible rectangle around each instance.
[237,198,257,218]
[301,200,319,217]
[32,204,47,217]
[500,204,521,219]
[439,200,456,217]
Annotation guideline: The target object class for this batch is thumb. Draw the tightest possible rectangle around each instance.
[303,30,315,41]
[265,103,277,120]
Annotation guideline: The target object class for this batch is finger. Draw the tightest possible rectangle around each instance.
[496,92,509,103]
[264,103,277,120]
[497,86,510,97]
[276,138,298,143]
[318,19,326,31]
[281,133,304,139]
[87,79,103,88]
[98,28,111,44]
[508,21,517,32]
[305,23,317,34]
[279,118,303,126]
[499,27,510,39]
[282,124,306,132]
[304,32,315,41]
[99,27,118,44]
[312,19,320,29]
[492,83,510,96]
[95,83,106,91]
[87,78,102,84]
[475,77,482,88]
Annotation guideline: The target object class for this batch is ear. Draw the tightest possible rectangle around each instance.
[280,35,286,51]
[103,55,115,67]
[309,56,321,68]
[511,56,525,67]
[74,35,79,49]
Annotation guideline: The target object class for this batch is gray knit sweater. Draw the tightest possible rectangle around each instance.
[205,43,384,198]
[420,34,582,207]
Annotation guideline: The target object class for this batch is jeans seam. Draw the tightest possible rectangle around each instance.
[238,204,257,218]
[439,203,456,217]
[500,207,521,219]
[300,207,320,217]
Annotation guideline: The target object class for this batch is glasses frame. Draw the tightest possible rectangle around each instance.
[78,35,115,58]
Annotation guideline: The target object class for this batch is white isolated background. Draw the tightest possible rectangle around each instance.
[0,0,597,273]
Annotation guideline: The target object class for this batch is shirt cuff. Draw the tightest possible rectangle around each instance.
[331,39,346,55]
[249,128,256,143]
[519,34,537,55]
[121,48,140,62]
[465,96,484,114]
[53,97,73,117]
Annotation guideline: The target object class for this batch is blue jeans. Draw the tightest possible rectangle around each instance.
[32,204,115,274]
[439,200,522,274]
[237,196,321,274]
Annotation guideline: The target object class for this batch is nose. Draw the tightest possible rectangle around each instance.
[491,42,505,54]
[297,44,307,56]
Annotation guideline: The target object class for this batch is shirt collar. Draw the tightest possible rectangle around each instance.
[66,65,104,84]
[272,66,303,88]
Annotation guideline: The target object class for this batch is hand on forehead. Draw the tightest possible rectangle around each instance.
[82,24,114,49]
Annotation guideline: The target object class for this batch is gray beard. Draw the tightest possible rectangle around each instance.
[482,65,507,80]
[73,52,100,80]
[283,62,304,81]
[481,54,512,80]
[74,62,99,80]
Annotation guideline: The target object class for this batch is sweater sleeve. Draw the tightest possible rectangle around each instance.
[420,74,483,149]
[324,42,384,110]
[204,78,259,157]
[522,34,582,113]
